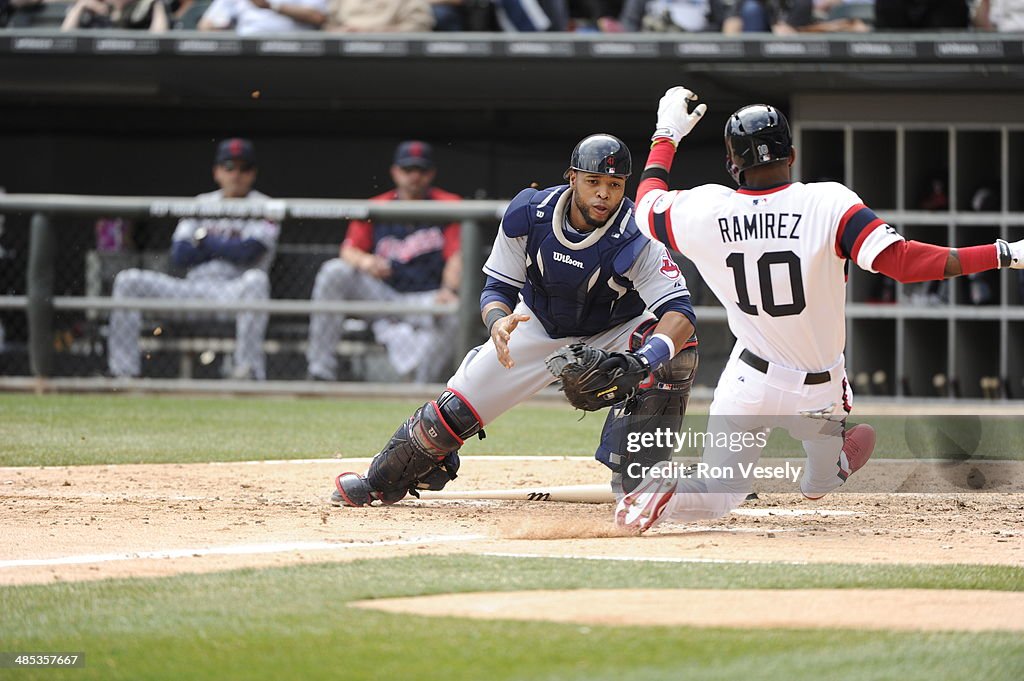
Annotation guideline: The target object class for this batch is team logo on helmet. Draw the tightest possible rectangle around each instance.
[566,134,633,178]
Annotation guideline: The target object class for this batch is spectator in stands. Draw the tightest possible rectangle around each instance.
[723,0,869,31]
[974,0,1024,30]
[723,0,813,31]
[874,0,968,28]
[306,141,461,383]
[61,0,170,31]
[107,139,280,381]
[430,0,466,29]
[813,0,874,24]
[570,0,625,30]
[325,0,434,30]
[198,0,326,34]
[493,0,569,30]
[167,0,204,29]
[620,0,725,31]
[1,0,44,27]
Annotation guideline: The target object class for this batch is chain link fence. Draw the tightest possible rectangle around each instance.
[0,195,500,385]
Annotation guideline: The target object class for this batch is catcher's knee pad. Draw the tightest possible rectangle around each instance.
[366,390,482,498]
[596,326,699,494]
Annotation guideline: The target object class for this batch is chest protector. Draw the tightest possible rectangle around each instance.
[510,185,648,338]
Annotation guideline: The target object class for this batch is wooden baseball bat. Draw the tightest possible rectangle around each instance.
[414,483,615,504]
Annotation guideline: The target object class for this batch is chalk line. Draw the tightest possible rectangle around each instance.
[0,534,486,569]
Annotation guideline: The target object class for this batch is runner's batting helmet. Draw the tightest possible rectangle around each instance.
[566,134,632,179]
[724,105,792,185]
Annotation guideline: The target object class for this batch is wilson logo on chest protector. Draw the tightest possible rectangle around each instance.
[553,251,584,269]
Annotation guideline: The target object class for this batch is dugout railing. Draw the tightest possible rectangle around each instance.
[0,194,510,390]
[3,194,1024,399]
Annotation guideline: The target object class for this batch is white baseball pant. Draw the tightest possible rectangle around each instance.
[107,268,270,379]
[306,259,458,383]
[655,345,854,523]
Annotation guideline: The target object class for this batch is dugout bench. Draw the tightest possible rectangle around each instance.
[84,245,394,381]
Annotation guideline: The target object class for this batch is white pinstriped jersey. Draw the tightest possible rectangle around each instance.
[637,181,902,372]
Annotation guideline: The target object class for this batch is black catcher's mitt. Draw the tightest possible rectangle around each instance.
[545,343,650,411]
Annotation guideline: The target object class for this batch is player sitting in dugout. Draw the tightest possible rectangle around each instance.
[331,134,699,507]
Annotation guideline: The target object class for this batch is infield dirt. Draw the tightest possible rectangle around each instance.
[3,456,1021,584]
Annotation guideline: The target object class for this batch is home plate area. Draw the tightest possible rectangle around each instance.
[1,456,1021,587]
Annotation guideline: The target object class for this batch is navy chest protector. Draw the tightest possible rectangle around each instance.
[514,186,648,338]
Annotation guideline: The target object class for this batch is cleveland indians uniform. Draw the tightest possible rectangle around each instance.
[107,189,279,379]
[449,183,693,424]
[635,179,902,518]
[306,187,461,383]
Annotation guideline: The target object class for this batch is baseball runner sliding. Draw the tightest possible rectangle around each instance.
[549,86,1024,532]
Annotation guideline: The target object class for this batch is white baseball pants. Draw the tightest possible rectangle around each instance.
[657,345,854,523]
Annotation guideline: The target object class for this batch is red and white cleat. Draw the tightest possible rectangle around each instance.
[614,476,678,533]
[803,423,877,500]
[840,423,876,480]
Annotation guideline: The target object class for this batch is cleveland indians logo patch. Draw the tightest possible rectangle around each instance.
[659,252,681,280]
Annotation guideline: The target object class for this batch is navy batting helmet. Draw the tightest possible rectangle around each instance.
[565,134,632,179]
[724,105,792,185]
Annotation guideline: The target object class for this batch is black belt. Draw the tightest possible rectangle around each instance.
[739,349,831,385]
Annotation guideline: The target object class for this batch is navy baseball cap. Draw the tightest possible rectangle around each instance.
[394,140,434,169]
[215,138,257,166]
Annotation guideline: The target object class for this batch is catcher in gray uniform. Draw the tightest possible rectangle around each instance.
[331,135,700,507]
[107,138,280,380]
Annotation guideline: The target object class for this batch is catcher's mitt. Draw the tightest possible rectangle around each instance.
[545,343,650,411]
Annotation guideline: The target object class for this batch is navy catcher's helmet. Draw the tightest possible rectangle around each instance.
[724,104,792,185]
[566,134,632,179]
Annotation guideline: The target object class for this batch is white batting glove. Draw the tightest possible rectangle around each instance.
[996,239,1024,269]
[652,86,708,146]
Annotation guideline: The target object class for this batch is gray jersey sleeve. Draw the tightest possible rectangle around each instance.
[626,240,691,312]
[482,230,527,287]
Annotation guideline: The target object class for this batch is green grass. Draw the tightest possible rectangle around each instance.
[2,555,1022,681]
[3,395,1022,679]
[0,394,604,465]
[2,394,1022,466]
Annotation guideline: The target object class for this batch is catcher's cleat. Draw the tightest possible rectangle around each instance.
[614,475,678,533]
[803,424,877,500]
[330,473,408,507]
[331,473,375,507]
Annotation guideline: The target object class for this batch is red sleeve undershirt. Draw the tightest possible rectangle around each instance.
[636,139,677,206]
[342,220,373,253]
[872,241,997,283]
[443,223,460,260]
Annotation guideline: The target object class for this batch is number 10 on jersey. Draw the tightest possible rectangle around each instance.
[726,251,806,317]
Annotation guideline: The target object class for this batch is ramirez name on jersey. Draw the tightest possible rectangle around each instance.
[719,212,802,243]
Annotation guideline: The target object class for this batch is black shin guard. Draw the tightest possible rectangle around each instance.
[597,330,699,494]
[366,390,482,500]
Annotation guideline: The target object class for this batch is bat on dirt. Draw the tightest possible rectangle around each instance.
[414,483,615,504]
